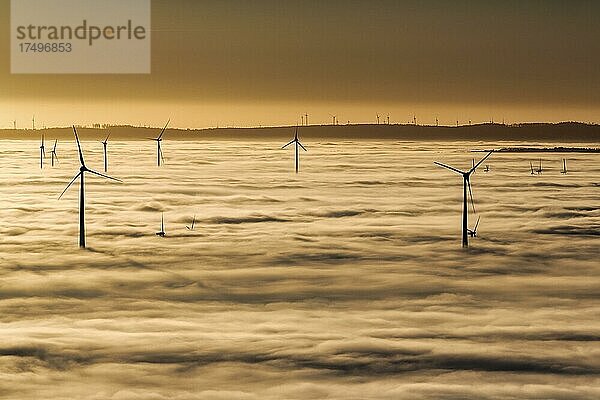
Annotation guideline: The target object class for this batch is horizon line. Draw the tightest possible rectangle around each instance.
[2,120,599,131]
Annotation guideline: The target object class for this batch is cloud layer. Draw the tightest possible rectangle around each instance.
[0,139,598,399]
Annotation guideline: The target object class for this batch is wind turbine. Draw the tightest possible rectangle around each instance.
[376,114,380,124]
[156,213,166,237]
[434,151,493,247]
[535,158,543,174]
[50,140,58,167]
[39,134,46,168]
[186,214,196,231]
[101,133,110,172]
[148,120,169,166]
[530,161,535,175]
[561,158,568,174]
[467,216,480,238]
[58,127,122,248]
[282,126,307,173]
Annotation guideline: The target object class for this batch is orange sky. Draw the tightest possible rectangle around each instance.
[2,0,600,128]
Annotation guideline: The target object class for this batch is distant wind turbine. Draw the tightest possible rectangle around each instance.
[101,133,110,172]
[148,120,169,166]
[561,158,568,174]
[186,215,196,231]
[535,159,543,174]
[50,140,58,167]
[58,127,122,248]
[434,151,493,247]
[39,134,46,169]
[376,114,380,124]
[282,126,307,173]
[156,213,166,237]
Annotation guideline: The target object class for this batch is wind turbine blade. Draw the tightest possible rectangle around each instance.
[146,137,159,141]
[474,216,480,231]
[158,119,170,140]
[105,133,111,142]
[470,151,493,173]
[58,172,81,199]
[53,140,57,152]
[433,162,464,175]
[73,126,86,166]
[468,179,476,214]
[282,139,295,149]
[298,142,307,152]
[86,169,123,183]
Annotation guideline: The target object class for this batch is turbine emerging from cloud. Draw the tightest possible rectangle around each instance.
[58,127,122,248]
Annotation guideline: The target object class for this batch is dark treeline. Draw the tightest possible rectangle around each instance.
[1,122,599,142]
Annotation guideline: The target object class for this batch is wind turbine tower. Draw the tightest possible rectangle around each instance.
[101,133,110,172]
[148,120,169,166]
[39,134,45,169]
[434,151,493,247]
[51,140,58,167]
[58,127,122,248]
[282,126,307,173]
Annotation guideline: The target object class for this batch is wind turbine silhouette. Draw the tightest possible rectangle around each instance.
[282,126,307,173]
[434,151,493,247]
[186,214,196,231]
[101,133,110,172]
[156,213,166,237]
[50,140,58,167]
[39,134,46,168]
[561,158,568,174]
[148,120,169,166]
[58,127,122,248]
